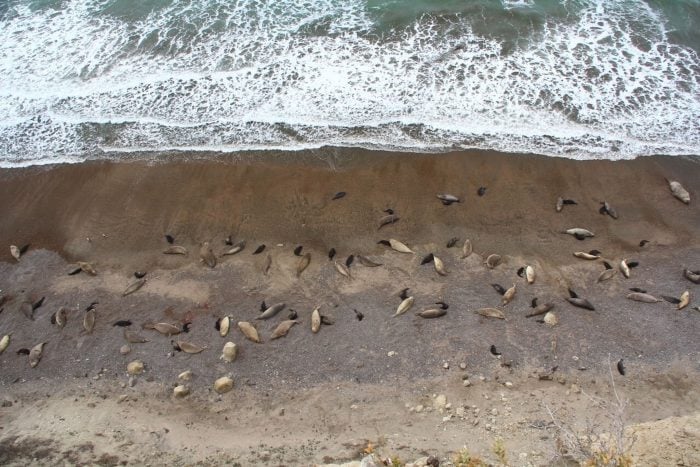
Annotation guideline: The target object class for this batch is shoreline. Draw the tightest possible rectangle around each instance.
[1,148,699,465]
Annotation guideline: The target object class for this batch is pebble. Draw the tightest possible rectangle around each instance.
[173,385,190,398]
[178,370,193,381]
[387,351,397,357]
[117,395,128,403]
[434,394,447,411]
[463,379,471,387]
[504,381,513,388]
[570,384,581,394]
[126,360,144,376]
[120,345,131,355]
[415,405,424,413]
[459,362,467,370]
[442,362,449,369]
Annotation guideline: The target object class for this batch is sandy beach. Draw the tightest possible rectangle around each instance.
[0,148,699,466]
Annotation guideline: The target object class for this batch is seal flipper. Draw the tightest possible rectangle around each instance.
[516,267,525,277]
[346,255,354,267]
[661,295,681,304]
[491,284,506,295]
[603,261,613,270]
[293,245,303,256]
[435,301,449,310]
[377,240,391,246]
[531,298,538,308]
[332,191,346,200]
[399,288,410,300]
[420,253,434,265]
[490,345,501,356]
[165,234,175,244]
[568,289,579,299]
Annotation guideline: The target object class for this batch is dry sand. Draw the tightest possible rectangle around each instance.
[0,149,699,465]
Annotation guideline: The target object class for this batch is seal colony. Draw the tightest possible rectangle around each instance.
[0,147,698,465]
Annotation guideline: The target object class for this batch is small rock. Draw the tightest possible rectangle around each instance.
[278,408,285,416]
[459,362,467,370]
[456,407,465,417]
[479,375,486,381]
[556,376,567,385]
[387,351,397,357]
[213,376,234,394]
[570,384,581,394]
[442,362,449,369]
[173,385,190,398]
[120,345,131,355]
[117,395,128,403]
[463,379,471,387]
[491,408,498,416]
[1,400,12,407]
[128,377,136,387]
[426,455,439,467]
[178,370,193,381]
[126,360,144,376]
[434,394,447,411]
[415,404,424,413]
[504,381,513,388]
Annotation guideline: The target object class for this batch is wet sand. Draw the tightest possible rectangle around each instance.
[0,148,699,465]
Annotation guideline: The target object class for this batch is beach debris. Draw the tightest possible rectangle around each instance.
[257,302,285,320]
[476,308,505,319]
[173,340,207,354]
[328,248,336,260]
[123,329,148,343]
[252,244,266,255]
[271,320,298,339]
[394,295,415,317]
[237,321,261,343]
[683,268,700,284]
[220,342,237,362]
[222,240,245,256]
[29,342,45,368]
[666,179,690,204]
[127,360,144,375]
[163,245,188,255]
[293,245,303,256]
[357,255,382,267]
[123,278,146,296]
[433,255,448,276]
[556,197,577,212]
[564,228,595,240]
[627,292,661,303]
[16,348,30,355]
[332,191,346,200]
[214,376,234,394]
[565,289,595,310]
[502,284,517,305]
[485,254,501,269]
[543,311,558,326]
[173,385,190,398]
[477,186,487,196]
[378,238,414,254]
[311,307,321,333]
[446,237,459,248]
[334,260,351,278]
[437,194,460,205]
[461,239,473,258]
[143,322,182,336]
[0,334,10,354]
[199,242,216,268]
[296,253,311,277]
[378,214,399,229]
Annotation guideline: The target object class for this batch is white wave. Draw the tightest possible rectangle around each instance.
[0,0,698,166]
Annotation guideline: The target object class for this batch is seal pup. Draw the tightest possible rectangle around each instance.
[10,245,21,261]
[446,237,459,248]
[357,255,382,267]
[485,254,501,269]
[237,321,261,343]
[437,194,460,205]
[565,289,595,310]
[252,244,266,255]
[564,228,595,240]
[334,260,351,278]
[222,240,246,256]
[124,329,148,343]
[433,255,448,276]
[29,342,45,368]
[627,292,661,303]
[271,320,298,339]
[525,265,535,284]
[51,307,68,328]
[683,268,700,284]
[123,278,146,296]
[83,308,96,333]
[574,251,601,260]
[556,197,577,212]
[311,307,321,333]
[629,287,646,293]
[328,248,336,260]
[173,340,207,354]
[666,179,690,204]
[678,291,690,310]
[597,261,616,282]
[332,191,346,200]
[262,253,272,275]
[526,302,554,318]
[476,308,505,319]
[477,186,487,196]
[257,302,285,320]
[599,201,618,219]
[199,242,217,268]
[294,245,303,256]
[394,295,415,317]
[216,316,231,337]
[163,245,188,255]
[619,259,631,279]
[143,322,182,336]
[461,239,473,258]
[287,309,298,320]
[502,284,516,305]
[378,239,414,254]
[415,307,447,319]
[296,253,311,277]
[0,334,10,354]
[378,214,399,229]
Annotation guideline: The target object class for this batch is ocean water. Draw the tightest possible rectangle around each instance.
[0,0,699,166]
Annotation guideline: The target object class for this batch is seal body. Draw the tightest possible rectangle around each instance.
[258,303,285,320]
[220,342,237,362]
[668,179,690,204]
[395,296,415,317]
[311,307,321,333]
[415,308,446,318]
[200,242,217,268]
[475,308,505,319]
[296,253,311,277]
[627,292,661,303]
[271,320,298,339]
[237,321,261,343]
[29,342,45,368]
